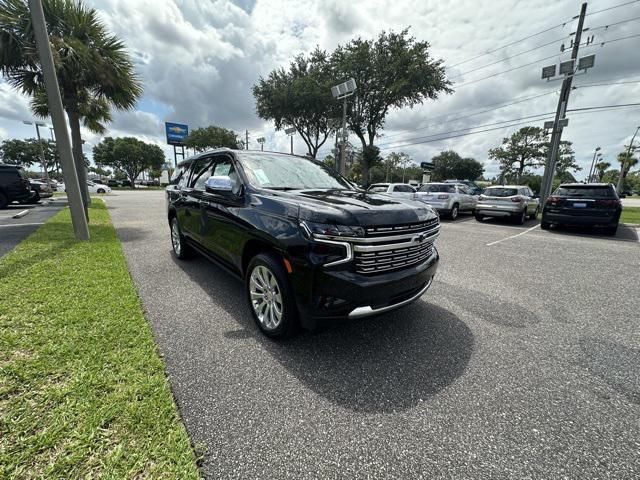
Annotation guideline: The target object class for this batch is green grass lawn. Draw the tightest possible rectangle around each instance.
[0,201,199,478]
[621,206,640,225]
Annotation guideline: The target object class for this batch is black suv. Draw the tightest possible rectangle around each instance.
[0,164,32,209]
[167,149,440,338]
[541,183,622,235]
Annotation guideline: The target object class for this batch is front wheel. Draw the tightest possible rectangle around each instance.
[247,253,298,339]
[0,192,7,209]
[474,212,484,222]
[26,192,40,204]
[97,188,106,194]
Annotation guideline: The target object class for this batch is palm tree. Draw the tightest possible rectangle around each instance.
[594,161,611,182]
[616,148,638,191]
[0,0,142,210]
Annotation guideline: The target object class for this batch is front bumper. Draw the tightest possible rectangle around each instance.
[295,247,439,329]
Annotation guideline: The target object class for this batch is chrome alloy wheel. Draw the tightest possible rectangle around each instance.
[249,265,283,330]
[171,219,182,255]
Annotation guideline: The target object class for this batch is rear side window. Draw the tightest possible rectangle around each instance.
[419,184,455,193]
[368,185,389,193]
[554,186,615,198]
[485,188,518,197]
[393,185,415,193]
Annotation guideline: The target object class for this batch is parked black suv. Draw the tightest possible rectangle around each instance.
[167,149,440,338]
[0,164,32,208]
[541,183,622,235]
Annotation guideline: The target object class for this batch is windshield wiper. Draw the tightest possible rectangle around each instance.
[264,186,301,191]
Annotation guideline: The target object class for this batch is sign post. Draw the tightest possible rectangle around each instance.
[165,122,189,167]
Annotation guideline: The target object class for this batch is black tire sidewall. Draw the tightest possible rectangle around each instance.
[246,253,298,338]
[450,204,459,220]
[0,192,7,209]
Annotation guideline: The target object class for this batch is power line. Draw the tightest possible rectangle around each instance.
[449,36,568,80]
[586,0,640,17]
[597,32,640,45]
[574,78,640,88]
[454,53,560,88]
[381,90,558,141]
[448,21,571,68]
[588,14,640,31]
[378,103,640,152]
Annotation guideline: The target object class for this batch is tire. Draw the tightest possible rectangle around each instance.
[540,220,551,230]
[474,212,484,222]
[170,217,192,259]
[449,203,459,220]
[515,208,526,225]
[604,224,618,236]
[26,192,40,204]
[529,206,539,220]
[97,188,105,194]
[246,252,298,339]
[0,192,7,209]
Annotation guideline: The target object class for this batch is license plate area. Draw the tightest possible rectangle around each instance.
[573,202,587,208]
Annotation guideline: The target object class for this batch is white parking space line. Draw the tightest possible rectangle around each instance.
[0,222,45,228]
[486,225,539,246]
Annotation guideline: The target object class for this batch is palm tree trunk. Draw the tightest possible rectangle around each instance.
[65,107,91,216]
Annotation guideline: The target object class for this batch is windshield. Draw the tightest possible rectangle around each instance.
[368,185,389,193]
[237,152,352,190]
[484,188,518,197]
[419,184,455,193]
[554,186,615,198]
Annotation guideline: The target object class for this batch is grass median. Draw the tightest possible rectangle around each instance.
[0,200,199,478]
[621,206,640,224]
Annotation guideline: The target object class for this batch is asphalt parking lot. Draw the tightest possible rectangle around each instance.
[107,190,640,479]
[0,198,66,258]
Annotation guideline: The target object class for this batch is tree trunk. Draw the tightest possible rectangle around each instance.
[65,107,90,216]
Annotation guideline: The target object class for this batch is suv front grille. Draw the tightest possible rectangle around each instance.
[353,220,439,275]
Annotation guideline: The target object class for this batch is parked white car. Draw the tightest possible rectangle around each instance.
[416,182,477,220]
[58,181,111,194]
[367,183,416,199]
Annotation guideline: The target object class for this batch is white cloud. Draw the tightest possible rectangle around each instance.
[1,0,639,177]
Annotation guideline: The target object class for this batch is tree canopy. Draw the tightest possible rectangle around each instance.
[488,127,547,182]
[253,48,338,158]
[183,126,241,152]
[92,137,164,188]
[0,137,60,173]
[331,29,451,184]
[430,150,484,181]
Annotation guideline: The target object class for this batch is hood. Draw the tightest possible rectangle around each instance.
[261,188,437,227]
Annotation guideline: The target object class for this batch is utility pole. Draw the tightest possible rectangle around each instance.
[616,126,640,193]
[245,130,249,150]
[540,2,588,206]
[28,0,89,239]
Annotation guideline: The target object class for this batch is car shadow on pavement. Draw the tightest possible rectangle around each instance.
[172,253,474,414]
[543,224,639,242]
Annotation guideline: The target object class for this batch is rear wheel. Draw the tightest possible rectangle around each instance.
[604,224,618,236]
[247,253,298,338]
[26,191,40,204]
[529,206,539,220]
[449,203,459,220]
[0,192,7,209]
[540,220,551,230]
[97,188,106,194]
[474,212,484,222]
[515,208,526,225]
[170,217,192,259]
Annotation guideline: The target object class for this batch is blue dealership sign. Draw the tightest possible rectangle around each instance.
[165,122,189,146]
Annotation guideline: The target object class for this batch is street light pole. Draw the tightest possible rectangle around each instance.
[617,126,640,194]
[23,120,49,180]
[587,147,601,183]
[331,78,356,176]
[28,0,89,239]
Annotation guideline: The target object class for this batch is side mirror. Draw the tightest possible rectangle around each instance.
[205,175,233,193]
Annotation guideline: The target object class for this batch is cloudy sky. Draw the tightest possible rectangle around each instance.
[1,0,639,178]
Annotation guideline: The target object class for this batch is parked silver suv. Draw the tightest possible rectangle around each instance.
[475,185,539,224]
[416,182,477,220]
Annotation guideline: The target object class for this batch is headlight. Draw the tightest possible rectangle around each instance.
[300,221,364,239]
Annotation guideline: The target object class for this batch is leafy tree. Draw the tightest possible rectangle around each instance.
[253,48,338,158]
[148,167,163,180]
[184,126,240,152]
[594,161,610,181]
[331,29,450,185]
[88,165,111,177]
[488,127,547,182]
[0,137,61,174]
[323,154,337,169]
[616,146,638,192]
[0,0,142,210]
[92,137,165,188]
[431,150,484,181]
